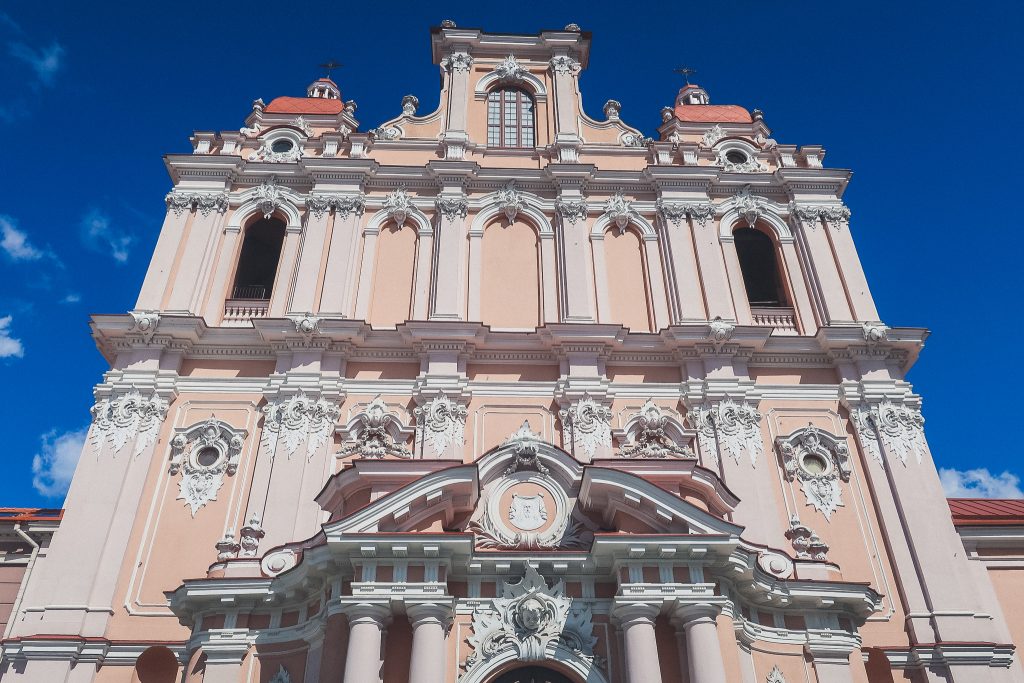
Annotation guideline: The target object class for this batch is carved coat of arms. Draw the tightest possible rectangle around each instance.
[509,493,548,531]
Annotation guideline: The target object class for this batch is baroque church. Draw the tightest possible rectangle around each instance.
[2,21,1023,683]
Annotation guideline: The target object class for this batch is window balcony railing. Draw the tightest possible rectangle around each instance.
[749,306,799,335]
[223,299,269,326]
[231,284,269,300]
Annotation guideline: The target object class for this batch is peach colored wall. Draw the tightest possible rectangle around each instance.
[0,562,27,635]
[481,219,541,329]
[603,228,652,332]
[381,615,413,683]
[368,222,417,328]
[988,568,1024,656]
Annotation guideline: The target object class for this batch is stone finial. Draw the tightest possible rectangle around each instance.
[401,94,419,116]
[603,99,621,120]
[564,23,581,32]
[440,19,457,28]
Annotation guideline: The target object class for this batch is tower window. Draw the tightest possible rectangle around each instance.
[725,150,748,165]
[271,139,294,153]
[231,217,286,300]
[487,88,535,149]
[734,227,786,307]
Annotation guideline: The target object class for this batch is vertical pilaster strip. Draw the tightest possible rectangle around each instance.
[268,218,303,317]
[290,208,332,313]
[136,208,189,310]
[319,209,361,317]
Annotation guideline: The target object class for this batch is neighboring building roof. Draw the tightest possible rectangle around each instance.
[674,103,752,123]
[949,498,1024,526]
[0,508,63,523]
[265,97,345,115]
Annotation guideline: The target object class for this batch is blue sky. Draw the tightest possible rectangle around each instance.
[2,2,1021,505]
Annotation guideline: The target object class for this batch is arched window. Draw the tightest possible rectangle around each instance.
[487,88,535,148]
[734,226,787,307]
[231,217,285,300]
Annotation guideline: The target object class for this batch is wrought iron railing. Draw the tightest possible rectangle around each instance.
[231,284,269,300]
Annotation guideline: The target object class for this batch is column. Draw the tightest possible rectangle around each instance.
[804,639,855,683]
[614,604,664,683]
[136,208,189,309]
[429,201,466,320]
[407,603,452,683]
[673,604,727,683]
[343,604,390,683]
[793,218,854,324]
[691,220,736,320]
[289,209,332,313]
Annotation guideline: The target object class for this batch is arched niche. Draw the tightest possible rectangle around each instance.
[367,220,418,327]
[481,216,542,329]
[354,206,433,321]
[589,214,669,332]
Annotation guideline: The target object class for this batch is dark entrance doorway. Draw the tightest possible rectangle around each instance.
[491,666,576,683]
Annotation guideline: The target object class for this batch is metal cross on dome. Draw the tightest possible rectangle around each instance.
[319,60,343,78]
[674,66,696,84]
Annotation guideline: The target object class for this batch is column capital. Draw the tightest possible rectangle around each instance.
[341,602,392,627]
[612,601,661,628]
[804,632,859,663]
[671,601,723,628]
[407,601,454,628]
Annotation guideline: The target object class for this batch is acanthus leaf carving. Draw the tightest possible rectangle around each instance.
[734,186,767,227]
[766,665,787,683]
[249,142,304,163]
[684,398,763,466]
[851,401,928,466]
[619,400,695,459]
[550,55,581,76]
[603,190,638,232]
[269,665,291,683]
[254,178,285,219]
[493,55,528,83]
[788,201,851,230]
[414,392,467,457]
[383,187,413,228]
[308,193,366,219]
[702,124,726,148]
[656,199,714,227]
[502,421,549,475]
[435,195,469,221]
[128,310,160,343]
[776,425,851,520]
[338,396,412,459]
[165,191,229,217]
[717,149,767,173]
[441,52,473,73]
[559,394,612,460]
[496,180,526,222]
[89,389,168,457]
[463,565,597,675]
[621,132,651,148]
[170,417,246,517]
[556,199,589,225]
[261,390,340,458]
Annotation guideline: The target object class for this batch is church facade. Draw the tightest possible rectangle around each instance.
[2,22,1023,683]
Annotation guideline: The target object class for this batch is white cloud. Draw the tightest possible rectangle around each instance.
[9,41,65,86]
[61,293,80,304]
[0,215,43,260]
[940,467,1024,499]
[0,315,24,358]
[81,209,132,263]
[31,427,88,498]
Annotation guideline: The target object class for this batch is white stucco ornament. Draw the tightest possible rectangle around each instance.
[852,401,928,466]
[414,392,468,457]
[556,198,589,224]
[559,394,612,460]
[128,310,160,343]
[776,426,852,520]
[339,396,411,459]
[766,665,787,683]
[496,180,526,222]
[685,398,763,466]
[619,400,694,459]
[656,199,715,227]
[170,417,246,516]
[509,493,548,531]
[268,665,291,683]
[89,389,168,457]
[493,55,528,83]
[255,178,285,219]
[383,187,413,228]
[603,190,638,233]
[464,565,597,675]
[734,185,767,227]
[261,390,340,458]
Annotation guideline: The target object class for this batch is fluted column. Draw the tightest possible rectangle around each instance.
[342,604,390,683]
[614,603,664,683]
[673,604,727,683]
[407,602,452,683]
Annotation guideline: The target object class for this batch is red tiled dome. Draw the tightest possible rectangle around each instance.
[265,97,345,115]
[674,104,752,123]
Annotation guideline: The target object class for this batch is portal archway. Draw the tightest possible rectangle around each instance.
[490,666,577,683]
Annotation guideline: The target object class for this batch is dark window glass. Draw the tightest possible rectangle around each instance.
[231,217,286,300]
[271,139,294,153]
[486,88,536,149]
[734,227,786,307]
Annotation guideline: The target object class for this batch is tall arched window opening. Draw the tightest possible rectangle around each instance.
[231,217,286,300]
[481,219,541,329]
[734,226,786,307]
[487,88,535,148]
